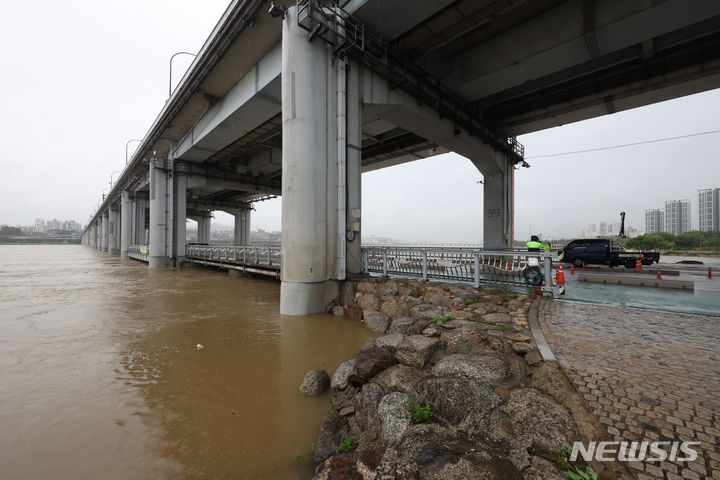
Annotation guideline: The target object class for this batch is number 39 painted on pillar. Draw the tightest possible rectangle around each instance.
[487,208,501,217]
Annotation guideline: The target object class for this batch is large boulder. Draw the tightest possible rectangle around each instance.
[387,317,418,335]
[356,281,376,294]
[313,449,384,480]
[364,311,391,333]
[423,290,452,308]
[378,392,413,446]
[501,388,575,450]
[356,292,379,312]
[523,456,566,480]
[375,334,404,349]
[353,382,385,431]
[440,327,497,356]
[379,297,406,320]
[409,303,445,318]
[395,335,441,368]
[299,369,330,396]
[331,358,357,390]
[431,354,508,383]
[372,364,423,393]
[415,377,501,427]
[353,346,397,382]
[506,299,523,311]
[378,280,399,298]
[481,312,514,324]
[313,413,349,465]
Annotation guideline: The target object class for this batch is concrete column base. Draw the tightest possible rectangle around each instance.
[149,256,170,269]
[110,248,120,255]
[280,280,339,316]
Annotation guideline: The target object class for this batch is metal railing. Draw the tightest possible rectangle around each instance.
[128,245,149,262]
[362,247,560,296]
[185,244,281,266]
[172,244,561,296]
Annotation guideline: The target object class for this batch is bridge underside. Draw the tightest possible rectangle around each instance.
[83,0,720,314]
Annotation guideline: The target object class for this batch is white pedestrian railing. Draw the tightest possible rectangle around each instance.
[128,244,149,262]
[182,244,561,296]
[361,246,560,296]
[185,244,281,266]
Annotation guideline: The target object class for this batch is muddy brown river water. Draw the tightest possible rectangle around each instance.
[0,245,374,479]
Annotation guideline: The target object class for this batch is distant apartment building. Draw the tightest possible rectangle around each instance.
[645,209,665,234]
[665,199,691,235]
[698,188,720,232]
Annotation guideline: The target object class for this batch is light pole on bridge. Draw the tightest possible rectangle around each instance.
[169,51,197,98]
[109,170,122,190]
[126,139,142,165]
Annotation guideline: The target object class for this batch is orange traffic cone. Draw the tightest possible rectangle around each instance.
[657,266,662,279]
[635,255,642,270]
[571,265,575,275]
[556,264,566,284]
[582,262,587,271]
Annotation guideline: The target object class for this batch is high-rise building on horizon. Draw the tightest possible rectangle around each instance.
[665,199,691,235]
[645,209,665,234]
[698,188,720,232]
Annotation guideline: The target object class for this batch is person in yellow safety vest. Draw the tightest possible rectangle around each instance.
[544,242,552,252]
[526,235,544,252]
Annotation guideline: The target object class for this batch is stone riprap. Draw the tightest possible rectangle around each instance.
[308,279,628,480]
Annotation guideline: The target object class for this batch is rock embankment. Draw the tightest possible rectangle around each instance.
[307,279,617,480]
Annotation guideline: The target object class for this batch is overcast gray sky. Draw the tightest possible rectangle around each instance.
[1,1,718,242]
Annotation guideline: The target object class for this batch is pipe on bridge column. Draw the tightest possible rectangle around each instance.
[101,211,109,252]
[120,191,132,259]
[280,6,361,315]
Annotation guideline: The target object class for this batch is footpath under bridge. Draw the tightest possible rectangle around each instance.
[153,245,562,296]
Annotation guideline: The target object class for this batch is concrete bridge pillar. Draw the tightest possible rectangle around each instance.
[120,191,132,259]
[174,172,187,264]
[108,206,120,255]
[101,211,109,252]
[133,195,148,245]
[279,6,362,315]
[223,207,251,245]
[197,214,211,245]
[149,158,173,268]
[476,154,514,250]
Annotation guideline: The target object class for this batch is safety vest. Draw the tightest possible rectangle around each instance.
[526,241,544,249]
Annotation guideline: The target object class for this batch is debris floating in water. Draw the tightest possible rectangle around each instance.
[196,344,204,350]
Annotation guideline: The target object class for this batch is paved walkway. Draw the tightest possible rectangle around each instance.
[538,300,720,480]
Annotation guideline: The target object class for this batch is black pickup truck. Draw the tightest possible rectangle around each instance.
[559,238,660,268]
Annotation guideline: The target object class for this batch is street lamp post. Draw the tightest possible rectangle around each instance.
[109,170,122,189]
[126,139,142,164]
[169,51,197,98]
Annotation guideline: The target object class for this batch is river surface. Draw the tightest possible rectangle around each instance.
[0,245,375,479]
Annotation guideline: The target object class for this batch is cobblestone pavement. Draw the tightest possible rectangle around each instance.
[538,300,720,480]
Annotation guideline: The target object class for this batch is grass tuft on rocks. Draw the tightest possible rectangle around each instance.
[406,394,433,424]
[338,438,357,452]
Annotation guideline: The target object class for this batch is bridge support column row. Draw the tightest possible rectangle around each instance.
[280,6,362,315]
